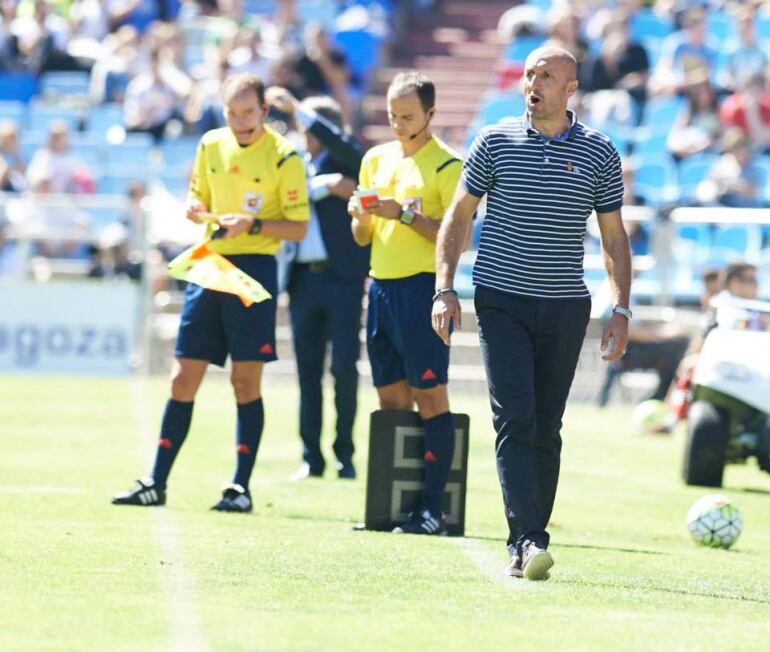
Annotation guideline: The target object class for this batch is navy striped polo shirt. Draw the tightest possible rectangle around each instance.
[462,111,623,299]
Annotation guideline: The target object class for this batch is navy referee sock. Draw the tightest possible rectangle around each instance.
[151,399,194,491]
[232,398,264,490]
[421,411,455,516]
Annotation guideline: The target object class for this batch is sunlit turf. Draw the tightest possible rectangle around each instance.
[1,374,769,651]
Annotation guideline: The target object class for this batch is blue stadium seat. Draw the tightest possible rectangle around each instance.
[640,96,685,134]
[674,223,712,265]
[503,36,547,63]
[104,134,154,169]
[159,173,190,197]
[640,35,665,69]
[333,30,382,82]
[476,93,525,126]
[630,9,673,41]
[0,73,39,102]
[632,130,669,162]
[602,127,632,157]
[68,136,104,170]
[87,104,125,135]
[713,225,762,260]
[161,136,199,170]
[0,100,25,126]
[706,12,736,43]
[526,0,553,11]
[40,72,91,98]
[97,174,145,195]
[28,105,82,133]
[633,158,678,205]
[677,154,718,201]
[240,0,276,14]
[753,155,770,203]
[297,0,339,26]
[20,135,46,164]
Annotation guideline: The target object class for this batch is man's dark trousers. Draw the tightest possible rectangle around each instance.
[474,285,591,558]
[289,264,364,473]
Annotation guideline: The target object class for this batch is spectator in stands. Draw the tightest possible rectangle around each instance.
[26,121,95,194]
[269,0,304,55]
[7,0,78,73]
[718,73,770,153]
[294,23,354,124]
[183,54,228,133]
[0,121,25,192]
[226,26,272,81]
[88,24,140,103]
[697,128,764,208]
[544,8,588,81]
[580,11,649,109]
[720,6,768,93]
[109,0,162,35]
[124,47,188,141]
[70,0,111,44]
[667,74,720,159]
[651,7,717,97]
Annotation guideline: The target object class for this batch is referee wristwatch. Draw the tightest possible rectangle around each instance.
[612,304,632,320]
[249,218,263,235]
[399,205,416,225]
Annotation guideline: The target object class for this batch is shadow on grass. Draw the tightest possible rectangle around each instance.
[731,486,770,496]
[569,578,770,606]
[462,534,667,557]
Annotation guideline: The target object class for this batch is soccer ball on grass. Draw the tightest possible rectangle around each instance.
[686,494,742,549]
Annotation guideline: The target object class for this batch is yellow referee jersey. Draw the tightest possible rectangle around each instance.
[189,125,309,256]
[359,136,461,279]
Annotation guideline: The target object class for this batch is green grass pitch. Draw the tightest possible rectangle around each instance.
[1,374,769,651]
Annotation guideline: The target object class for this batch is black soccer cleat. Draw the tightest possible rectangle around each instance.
[211,483,253,513]
[112,478,166,507]
[336,460,356,480]
[392,509,447,535]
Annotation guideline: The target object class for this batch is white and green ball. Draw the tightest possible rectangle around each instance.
[631,399,670,433]
[686,495,742,549]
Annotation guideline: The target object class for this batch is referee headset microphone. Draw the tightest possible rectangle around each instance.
[408,109,434,140]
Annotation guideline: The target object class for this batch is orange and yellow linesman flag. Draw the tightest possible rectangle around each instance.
[167,239,272,307]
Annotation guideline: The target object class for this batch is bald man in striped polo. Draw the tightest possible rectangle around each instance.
[432,46,632,580]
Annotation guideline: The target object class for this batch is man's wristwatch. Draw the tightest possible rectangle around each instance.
[612,304,632,320]
[399,206,416,225]
[249,218,263,235]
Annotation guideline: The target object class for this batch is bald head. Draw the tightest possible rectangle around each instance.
[523,45,579,127]
[525,46,578,82]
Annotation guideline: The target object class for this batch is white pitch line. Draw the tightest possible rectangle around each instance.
[131,378,209,652]
[451,537,529,591]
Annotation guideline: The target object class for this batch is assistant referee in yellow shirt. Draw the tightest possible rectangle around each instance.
[113,74,309,512]
[348,71,462,535]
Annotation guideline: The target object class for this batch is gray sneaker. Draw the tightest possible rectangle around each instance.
[505,554,550,580]
[522,542,554,581]
[504,555,524,578]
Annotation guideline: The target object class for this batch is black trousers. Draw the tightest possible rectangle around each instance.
[475,285,591,557]
[288,264,364,473]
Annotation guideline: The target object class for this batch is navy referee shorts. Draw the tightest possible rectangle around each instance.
[175,254,278,367]
[366,272,449,389]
